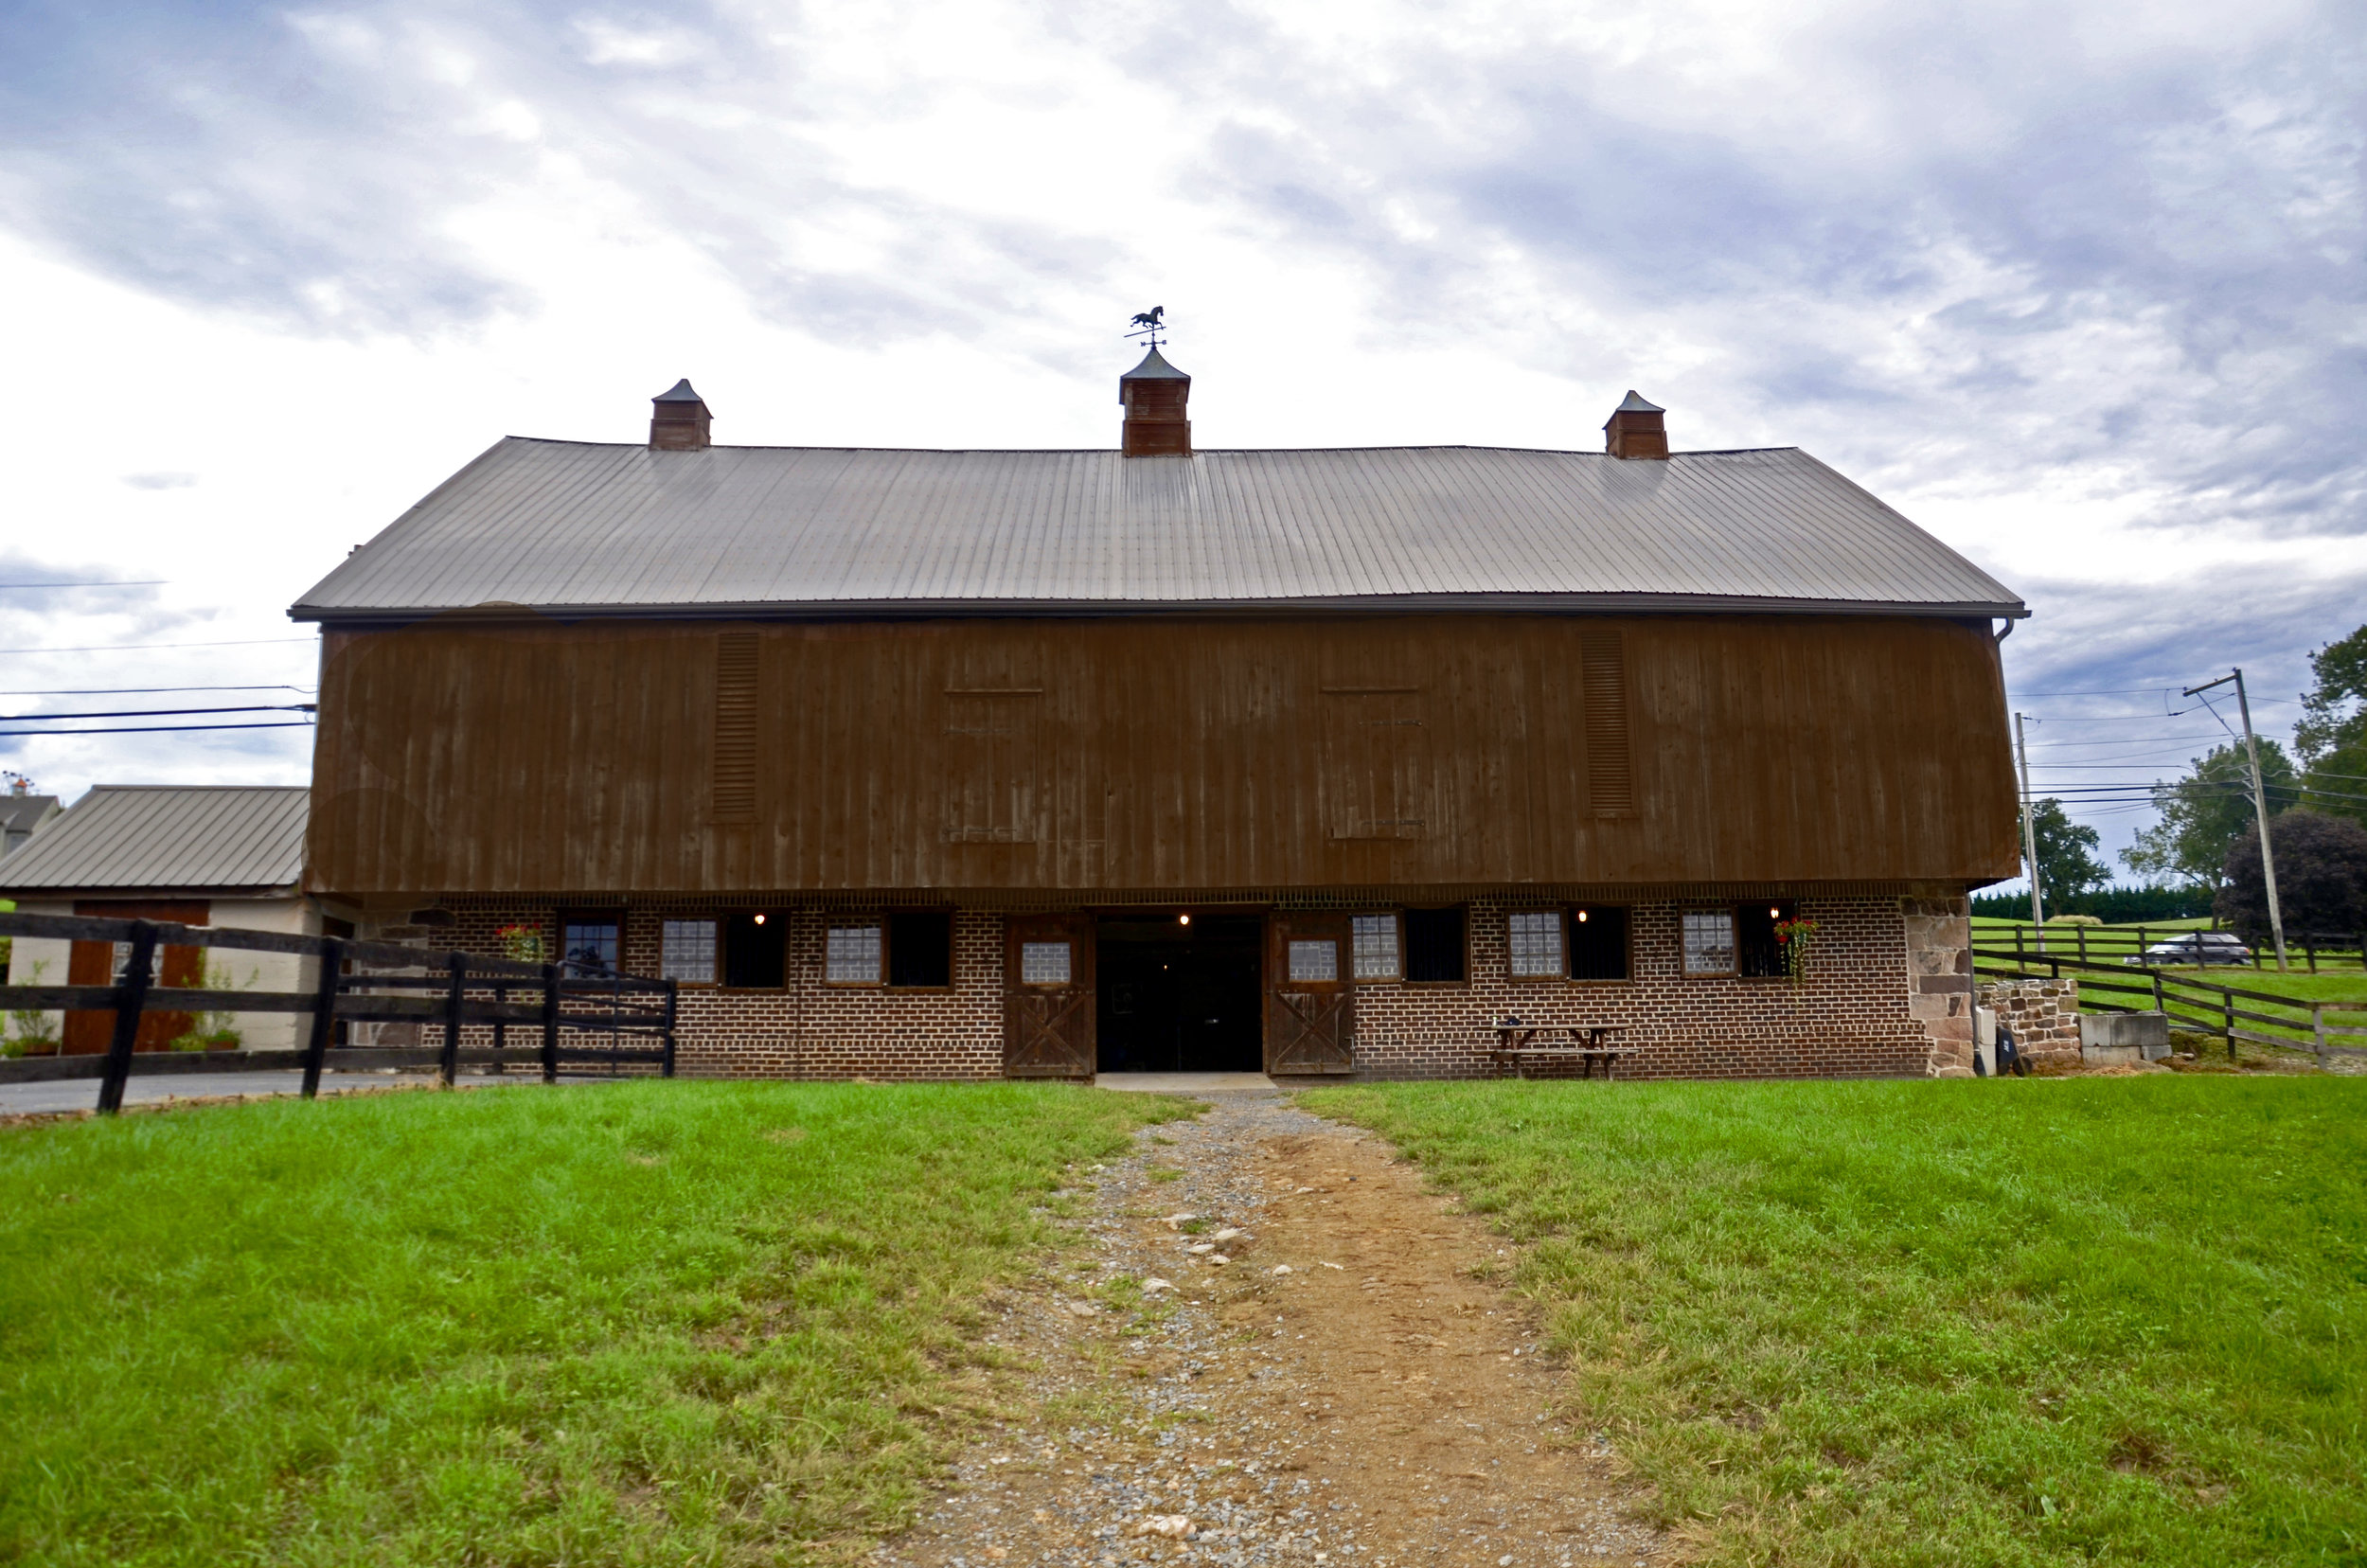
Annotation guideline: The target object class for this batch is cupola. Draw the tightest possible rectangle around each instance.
[1119,348,1192,457]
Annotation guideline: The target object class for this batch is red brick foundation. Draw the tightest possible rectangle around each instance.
[379,891,1968,1082]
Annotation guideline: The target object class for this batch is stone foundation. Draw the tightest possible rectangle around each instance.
[1976,976,2083,1068]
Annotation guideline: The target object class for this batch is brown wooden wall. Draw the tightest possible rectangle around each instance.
[309,614,2020,896]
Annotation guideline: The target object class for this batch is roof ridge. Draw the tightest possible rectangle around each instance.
[496,436,1804,457]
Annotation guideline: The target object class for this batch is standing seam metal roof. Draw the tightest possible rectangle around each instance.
[289,439,2023,620]
[0,786,309,894]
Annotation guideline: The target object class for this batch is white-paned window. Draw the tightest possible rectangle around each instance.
[1288,939,1339,984]
[1507,910,1565,978]
[825,923,884,985]
[1351,914,1402,982]
[1021,940,1072,986]
[1682,910,1738,976]
[660,919,717,984]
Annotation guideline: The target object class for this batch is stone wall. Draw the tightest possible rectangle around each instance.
[399,891,1966,1082]
[1975,976,2083,1067]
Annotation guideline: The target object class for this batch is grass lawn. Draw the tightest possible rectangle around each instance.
[0,1080,1188,1566]
[1305,1076,2367,1567]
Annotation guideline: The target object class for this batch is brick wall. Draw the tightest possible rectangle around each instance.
[388,890,1965,1082]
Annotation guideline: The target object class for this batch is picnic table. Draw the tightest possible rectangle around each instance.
[1488,1021,1636,1079]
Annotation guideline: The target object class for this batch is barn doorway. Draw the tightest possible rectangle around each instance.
[1095,914,1263,1074]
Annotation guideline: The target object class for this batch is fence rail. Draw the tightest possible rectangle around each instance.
[1977,921,2365,973]
[1970,942,2367,1070]
[0,911,678,1114]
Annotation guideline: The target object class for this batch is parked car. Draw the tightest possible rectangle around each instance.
[2126,933,2252,967]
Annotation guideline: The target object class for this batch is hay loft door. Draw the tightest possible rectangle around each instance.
[1265,912,1356,1076]
[1004,913,1095,1078]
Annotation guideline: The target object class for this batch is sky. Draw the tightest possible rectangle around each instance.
[3,0,2363,886]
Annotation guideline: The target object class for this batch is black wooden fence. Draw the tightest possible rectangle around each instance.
[1987,922,2365,972]
[1972,941,2367,1068]
[0,911,678,1114]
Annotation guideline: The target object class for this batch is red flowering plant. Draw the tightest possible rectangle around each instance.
[496,923,546,964]
[1771,916,1820,988]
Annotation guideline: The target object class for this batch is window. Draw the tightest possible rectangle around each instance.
[561,914,621,978]
[1404,906,1467,984]
[1287,938,1340,984]
[826,922,884,986]
[888,911,953,988]
[1682,910,1737,976]
[1020,940,1072,986]
[1568,905,1630,981]
[1507,910,1566,979]
[109,941,164,985]
[661,919,718,984]
[1350,914,1402,981]
[723,912,785,989]
[1736,900,1796,980]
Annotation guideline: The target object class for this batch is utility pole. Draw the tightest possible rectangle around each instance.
[2015,711,2045,952]
[2185,668,2288,972]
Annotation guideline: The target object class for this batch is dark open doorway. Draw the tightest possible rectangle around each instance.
[1095,914,1263,1073]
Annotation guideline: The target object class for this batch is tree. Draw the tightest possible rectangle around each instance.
[2124,739,2299,892]
[2296,622,2367,828]
[2027,798,2108,906]
[2216,811,2367,942]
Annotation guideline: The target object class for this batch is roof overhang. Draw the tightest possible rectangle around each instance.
[295,593,2030,629]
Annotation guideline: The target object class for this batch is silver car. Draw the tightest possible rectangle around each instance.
[2126,933,2253,967]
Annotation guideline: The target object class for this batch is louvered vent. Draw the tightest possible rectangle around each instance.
[713,632,757,823]
[1581,629,1633,816]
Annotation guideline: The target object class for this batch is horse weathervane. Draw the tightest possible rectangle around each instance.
[1126,305,1166,351]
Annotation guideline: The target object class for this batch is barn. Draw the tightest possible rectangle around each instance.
[292,349,2025,1081]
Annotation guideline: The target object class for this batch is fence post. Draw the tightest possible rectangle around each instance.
[2077,924,2088,966]
[2304,937,2316,975]
[2152,969,2164,1014]
[661,980,679,1079]
[489,982,507,1076]
[2313,1003,2327,1070]
[2016,924,2027,968]
[96,920,159,1115]
[540,962,561,1083]
[2224,990,2236,1062]
[439,953,466,1087]
[300,935,344,1100]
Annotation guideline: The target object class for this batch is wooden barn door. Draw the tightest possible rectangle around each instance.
[62,900,209,1054]
[1004,913,1095,1079]
[1265,913,1356,1077]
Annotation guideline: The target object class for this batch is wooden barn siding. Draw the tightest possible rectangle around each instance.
[311,615,2019,895]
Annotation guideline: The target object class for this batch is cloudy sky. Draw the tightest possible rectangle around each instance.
[4,0,2362,881]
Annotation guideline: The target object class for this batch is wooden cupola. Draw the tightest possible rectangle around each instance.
[1120,348,1192,457]
[1604,390,1667,460]
[650,379,713,451]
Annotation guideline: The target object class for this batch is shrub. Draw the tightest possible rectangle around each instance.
[2217,811,2367,940]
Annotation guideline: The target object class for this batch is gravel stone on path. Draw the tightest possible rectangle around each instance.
[881,1084,1666,1568]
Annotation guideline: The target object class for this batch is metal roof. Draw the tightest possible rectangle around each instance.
[1120,347,1191,383]
[290,439,2024,623]
[0,786,309,895]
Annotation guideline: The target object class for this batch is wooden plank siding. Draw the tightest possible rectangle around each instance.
[309,615,2020,896]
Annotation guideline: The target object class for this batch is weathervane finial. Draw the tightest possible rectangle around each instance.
[1126,304,1166,351]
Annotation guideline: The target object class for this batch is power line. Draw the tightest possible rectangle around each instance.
[0,685,314,696]
[0,704,316,722]
[0,636,315,654]
[0,722,315,739]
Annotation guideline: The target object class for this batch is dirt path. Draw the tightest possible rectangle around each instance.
[882,1086,1666,1568]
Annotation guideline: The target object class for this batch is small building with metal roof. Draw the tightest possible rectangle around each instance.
[1,787,343,1055]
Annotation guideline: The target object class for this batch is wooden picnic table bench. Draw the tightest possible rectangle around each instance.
[1488,1022,1637,1079]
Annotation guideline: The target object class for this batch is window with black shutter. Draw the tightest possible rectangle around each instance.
[1403,906,1468,984]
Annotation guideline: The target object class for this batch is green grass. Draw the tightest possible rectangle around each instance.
[0,1080,1191,1566]
[1303,1077,2367,1567]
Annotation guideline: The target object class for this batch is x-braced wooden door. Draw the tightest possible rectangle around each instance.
[1004,913,1096,1078]
[1265,912,1356,1076]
